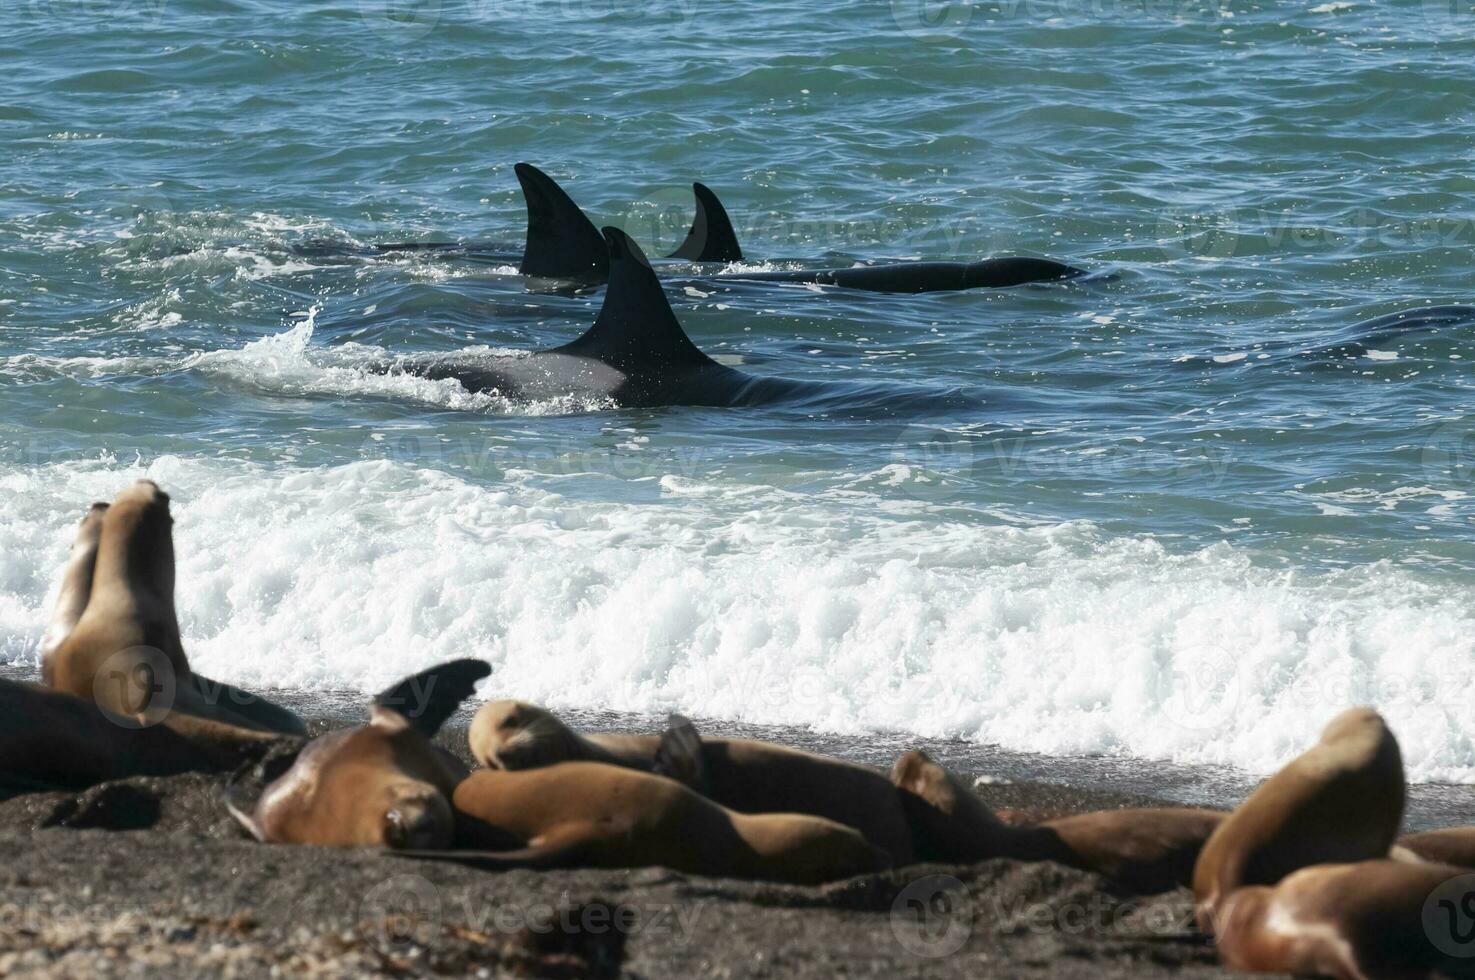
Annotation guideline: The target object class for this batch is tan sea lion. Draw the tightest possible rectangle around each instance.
[44,481,304,737]
[226,659,488,849]
[445,754,892,885]
[39,502,109,684]
[1214,859,1475,979]
[1398,827,1475,868]
[890,749,1224,892]
[1192,707,1405,930]
[468,700,916,863]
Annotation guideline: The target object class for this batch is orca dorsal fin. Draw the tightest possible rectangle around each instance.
[553,227,717,374]
[515,163,609,283]
[667,182,743,263]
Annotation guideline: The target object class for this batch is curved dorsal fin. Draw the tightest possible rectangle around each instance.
[515,163,609,283]
[553,227,717,374]
[667,181,743,263]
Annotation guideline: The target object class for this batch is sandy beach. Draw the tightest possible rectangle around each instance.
[3,699,1472,979]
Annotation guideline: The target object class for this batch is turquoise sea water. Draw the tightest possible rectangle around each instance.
[4,0,1475,779]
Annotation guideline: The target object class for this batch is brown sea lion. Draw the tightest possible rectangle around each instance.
[1214,859,1475,979]
[1398,828,1475,868]
[226,659,488,850]
[39,502,109,685]
[44,481,304,737]
[445,754,892,885]
[1192,707,1405,930]
[467,700,916,863]
[0,678,273,790]
[890,749,1224,893]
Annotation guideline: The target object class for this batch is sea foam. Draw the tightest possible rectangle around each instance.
[3,455,1474,783]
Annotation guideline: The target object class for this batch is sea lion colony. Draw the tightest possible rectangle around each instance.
[9,480,1473,977]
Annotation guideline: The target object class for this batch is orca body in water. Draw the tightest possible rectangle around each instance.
[382,226,811,408]
[509,163,1088,293]
[1175,305,1475,369]
[365,163,1087,293]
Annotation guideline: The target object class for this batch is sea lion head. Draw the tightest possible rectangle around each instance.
[240,721,459,849]
[103,479,176,600]
[228,659,491,850]
[469,700,586,770]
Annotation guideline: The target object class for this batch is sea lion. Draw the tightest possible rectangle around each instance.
[1398,827,1475,868]
[39,501,109,684]
[1192,707,1405,931]
[1214,859,1475,979]
[0,678,275,790]
[227,659,489,849]
[890,750,1224,893]
[468,701,916,863]
[43,481,304,737]
[445,755,892,885]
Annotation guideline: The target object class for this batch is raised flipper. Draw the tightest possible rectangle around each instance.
[652,714,707,791]
[667,182,743,263]
[40,503,110,680]
[516,163,609,284]
[552,227,719,376]
[370,658,492,737]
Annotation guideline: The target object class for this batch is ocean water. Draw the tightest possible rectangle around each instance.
[4,0,1475,782]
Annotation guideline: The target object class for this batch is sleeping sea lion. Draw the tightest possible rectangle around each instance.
[890,749,1225,893]
[444,755,892,885]
[226,659,488,849]
[468,700,915,863]
[1214,860,1475,979]
[1192,707,1404,930]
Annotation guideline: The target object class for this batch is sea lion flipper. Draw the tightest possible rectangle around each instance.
[224,775,267,842]
[652,714,706,790]
[515,162,608,283]
[667,181,743,263]
[371,658,492,738]
[397,833,590,872]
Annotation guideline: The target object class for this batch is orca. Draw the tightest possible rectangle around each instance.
[381,226,811,408]
[1175,305,1475,369]
[362,163,1087,293]
[510,164,1087,293]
